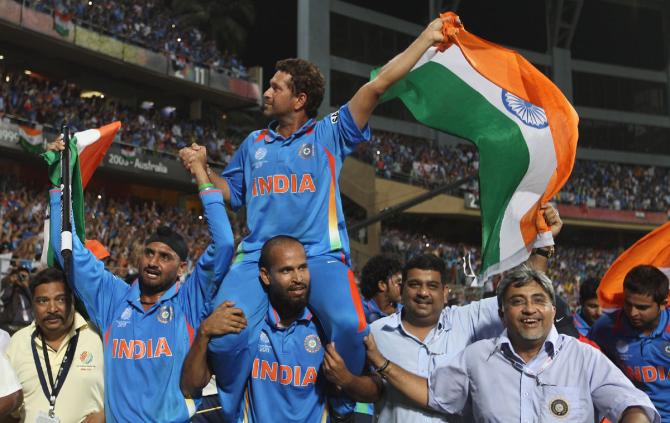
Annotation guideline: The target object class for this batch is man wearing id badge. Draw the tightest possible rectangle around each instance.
[6,268,104,423]
[365,265,661,423]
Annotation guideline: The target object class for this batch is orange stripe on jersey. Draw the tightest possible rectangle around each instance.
[254,129,268,143]
[347,269,367,333]
[185,316,195,345]
[322,147,342,251]
[104,324,112,347]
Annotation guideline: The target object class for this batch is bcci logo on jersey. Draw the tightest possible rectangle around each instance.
[157,305,174,324]
[304,334,321,353]
[259,331,272,353]
[298,143,314,159]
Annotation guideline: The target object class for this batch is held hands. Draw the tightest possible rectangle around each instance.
[199,301,247,338]
[178,143,208,175]
[323,342,354,389]
[363,333,386,369]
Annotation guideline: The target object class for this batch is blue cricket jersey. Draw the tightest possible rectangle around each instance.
[241,305,329,423]
[222,103,370,261]
[589,308,670,420]
[49,188,234,423]
[573,310,591,337]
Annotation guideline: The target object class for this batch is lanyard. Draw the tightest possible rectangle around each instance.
[500,342,562,385]
[31,328,80,418]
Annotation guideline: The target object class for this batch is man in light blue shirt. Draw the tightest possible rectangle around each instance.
[367,254,502,422]
[366,265,659,423]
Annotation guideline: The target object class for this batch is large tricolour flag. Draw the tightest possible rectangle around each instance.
[41,121,121,266]
[375,12,579,279]
[598,222,670,309]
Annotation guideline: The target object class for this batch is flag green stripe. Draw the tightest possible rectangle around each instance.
[383,61,530,271]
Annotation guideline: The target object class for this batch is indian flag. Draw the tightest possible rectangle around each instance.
[41,121,121,266]
[376,12,578,279]
[54,9,73,38]
[18,125,44,154]
[598,221,670,309]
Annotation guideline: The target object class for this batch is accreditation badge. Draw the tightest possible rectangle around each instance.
[36,411,60,423]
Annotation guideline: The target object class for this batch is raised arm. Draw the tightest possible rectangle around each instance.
[49,188,130,329]
[348,17,447,130]
[179,150,235,325]
[179,144,231,203]
[181,301,247,397]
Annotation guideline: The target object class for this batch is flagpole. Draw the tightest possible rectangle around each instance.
[60,123,73,270]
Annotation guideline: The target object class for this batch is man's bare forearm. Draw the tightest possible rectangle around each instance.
[180,329,212,397]
[341,373,383,403]
[380,362,429,407]
[208,171,231,203]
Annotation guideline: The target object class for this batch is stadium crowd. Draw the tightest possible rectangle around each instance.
[0,71,241,163]
[354,130,670,213]
[21,0,248,78]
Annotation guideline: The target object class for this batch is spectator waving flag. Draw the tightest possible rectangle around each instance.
[374,12,578,279]
[598,222,670,309]
[41,121,121,265]
[18,125,44,154]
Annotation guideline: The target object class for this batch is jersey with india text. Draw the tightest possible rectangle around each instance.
[49,189,234,423]
[223,103,370,261]
[589,308,670,421]
[241,305,328,423]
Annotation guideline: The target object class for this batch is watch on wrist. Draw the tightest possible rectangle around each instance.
[532,246,555,259]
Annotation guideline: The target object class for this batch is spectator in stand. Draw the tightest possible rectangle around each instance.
[360,254,403,324]
[6,267,104,422]
[589,265,670,421]
[0,266,33,335]
[573,277,602,337]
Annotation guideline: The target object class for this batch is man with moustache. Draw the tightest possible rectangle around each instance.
[590,265,670,421]
[366,265,659,422]
[47,148,235,422]
[6,267,104,422]
[181,236,379,422]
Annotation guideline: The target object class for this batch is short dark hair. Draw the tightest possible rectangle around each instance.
[259,235,304,270]
[402,254,447,285]
[361,255,402,299]
[623,265,669,305]
[275,58,325,118]
[579,278,600,305]
[30,267,70,297]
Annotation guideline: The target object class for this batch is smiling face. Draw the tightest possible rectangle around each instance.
[501,280,556,345]
[260,241,310,317]
[33,281,74,339]
[139,242,186,293]
[401,268,448,326]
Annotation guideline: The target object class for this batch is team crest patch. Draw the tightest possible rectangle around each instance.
[157,305,174,324]
[255,147,268,161]
[304,334,321,353]
[298,143,314,159]
[549,398,569,417]
[664,342,670,356]
[501,90,549,129]
[79,351,94,365]
[330,111,339,124]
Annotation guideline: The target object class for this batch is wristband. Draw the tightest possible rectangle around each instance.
[198,182,214,192]
[376,359,391,375]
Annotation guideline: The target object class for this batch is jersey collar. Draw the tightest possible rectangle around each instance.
[266,303,313,329]
[616,308,670,338]
[126,278,181,312]
[266,118,316,144]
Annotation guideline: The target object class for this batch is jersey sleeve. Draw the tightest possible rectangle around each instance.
[221,135,251,211]
[315,103,371,160]
[178,189,235,328]
[49,189,129,330]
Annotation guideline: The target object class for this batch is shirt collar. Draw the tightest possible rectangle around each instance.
[495,326,559,359]
[126,279,181,312]
[266,118,315,144]
[33,312,89,352]
[616,308,669,338]
[266,303,313,329]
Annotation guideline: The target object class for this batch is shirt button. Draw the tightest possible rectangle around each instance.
[523,392,529,397]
